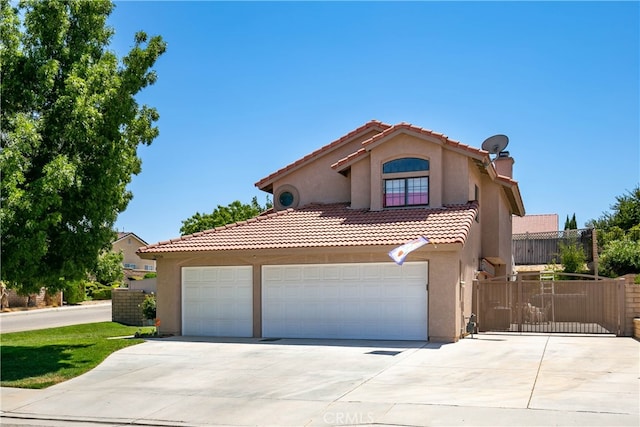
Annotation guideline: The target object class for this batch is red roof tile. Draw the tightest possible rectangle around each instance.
[138,202,479,254]
[255,120,391,190]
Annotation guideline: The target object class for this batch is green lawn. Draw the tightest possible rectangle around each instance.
[0,322,153,389]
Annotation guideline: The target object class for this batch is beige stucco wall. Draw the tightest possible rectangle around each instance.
[150,243,466,342]
[356,133,485,211]
[479,174,513,274]
[350,156,371,209]
[271,129,380,209]
[368,133,444,211]
[459,216,483,335]
[441,151,471,205]
[426,250,462,342]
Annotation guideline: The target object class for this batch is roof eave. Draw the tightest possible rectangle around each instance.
[497,177,525,216]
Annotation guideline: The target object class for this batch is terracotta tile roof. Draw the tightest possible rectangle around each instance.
[332,122,488,171]
[255,120,391,190]
[138,202,479,254]
[512,214,559,234]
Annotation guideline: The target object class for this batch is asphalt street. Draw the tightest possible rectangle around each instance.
[0,302,112,333]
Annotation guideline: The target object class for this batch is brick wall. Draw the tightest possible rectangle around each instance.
[623,274,640,337]
[112,289,148,326]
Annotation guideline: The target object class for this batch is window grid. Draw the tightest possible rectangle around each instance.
[384,177,428,207]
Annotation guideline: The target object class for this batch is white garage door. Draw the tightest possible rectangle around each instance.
[182,266,253,337]
[262,262,428,340]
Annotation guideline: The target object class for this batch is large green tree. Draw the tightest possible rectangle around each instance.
[588,185,640,245]
[587,185,640,276]
[0,0,166,294]
[180,197,272,235]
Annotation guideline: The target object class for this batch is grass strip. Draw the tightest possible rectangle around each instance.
[0,322,154,389]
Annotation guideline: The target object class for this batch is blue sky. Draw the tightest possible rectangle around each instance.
[108,1,639,245]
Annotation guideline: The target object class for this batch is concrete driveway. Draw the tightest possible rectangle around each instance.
[1,333,638,426]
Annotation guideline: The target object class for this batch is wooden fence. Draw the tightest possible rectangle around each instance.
[512,228,595,266]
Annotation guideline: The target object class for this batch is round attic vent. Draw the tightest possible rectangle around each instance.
[275,185,299,210]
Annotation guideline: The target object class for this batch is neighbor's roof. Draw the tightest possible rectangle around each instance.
[512,214,559,234]
[138,202,478,254]
[114,232,148,245]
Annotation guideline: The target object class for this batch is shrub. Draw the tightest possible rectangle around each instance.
[140,294,156,320]
[64,281,86,304]
[599,240,640,277]
[143,272,157,279]
[84,281,101,298]
[559,240,587,276]
[92,288,112,300]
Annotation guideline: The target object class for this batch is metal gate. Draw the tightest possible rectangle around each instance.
[474,273,624,335]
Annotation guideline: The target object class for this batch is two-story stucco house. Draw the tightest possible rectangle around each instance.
[138,121,524,342]
[113,232,156,278]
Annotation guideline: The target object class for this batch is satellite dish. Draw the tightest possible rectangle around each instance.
[481,134,509,156]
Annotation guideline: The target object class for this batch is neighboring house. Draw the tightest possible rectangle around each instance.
[512,214,559,234]
[512,214,559,273]
[113,232,156,278]
[138,121,525,342]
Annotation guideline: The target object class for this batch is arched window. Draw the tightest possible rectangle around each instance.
[383,158,429,207]
[383,158,429,174]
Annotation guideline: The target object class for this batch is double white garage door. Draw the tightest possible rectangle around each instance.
[182,262,428,340]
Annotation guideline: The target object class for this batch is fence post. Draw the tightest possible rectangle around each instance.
[516,273,523,332]
[617,278,625,336]
[473,278,480,332]
[592,228,599,277]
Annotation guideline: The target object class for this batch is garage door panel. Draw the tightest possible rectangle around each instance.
[342,265,360,280]
[183,269,201,282]
[262,262,427,340]
[303,267,322,281]
[284,267,302,281]
[182,266,253,337]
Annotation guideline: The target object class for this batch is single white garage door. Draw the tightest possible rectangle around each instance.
[262,262,428,340]
[182,266,253,337]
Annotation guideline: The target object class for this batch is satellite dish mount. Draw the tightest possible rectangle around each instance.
[481,134,509,161]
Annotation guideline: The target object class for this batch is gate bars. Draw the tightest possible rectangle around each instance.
[474,273,624,335]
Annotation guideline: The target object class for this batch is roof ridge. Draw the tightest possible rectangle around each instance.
[332,122,487,172]
[255,120,392,189]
